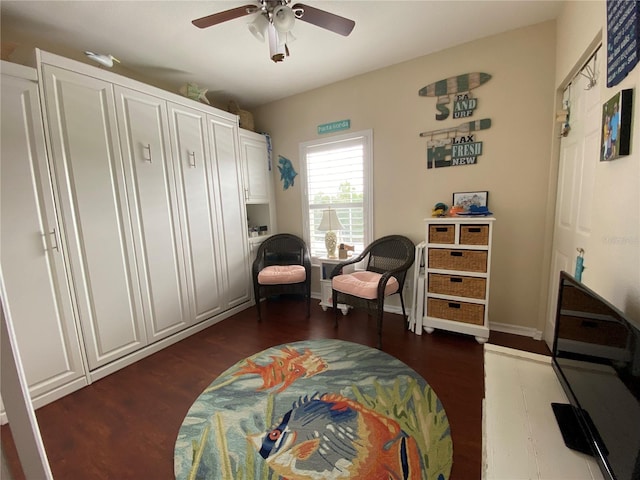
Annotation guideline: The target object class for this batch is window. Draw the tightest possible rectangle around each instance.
[300,130,373,260]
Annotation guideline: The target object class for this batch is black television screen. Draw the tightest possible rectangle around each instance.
[552,271,640,480]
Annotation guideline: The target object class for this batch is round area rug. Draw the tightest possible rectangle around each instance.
[174,339,453,479]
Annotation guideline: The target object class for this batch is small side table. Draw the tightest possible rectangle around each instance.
[318,257,353,315]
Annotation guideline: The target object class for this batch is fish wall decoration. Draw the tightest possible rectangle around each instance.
[278,155,298,190]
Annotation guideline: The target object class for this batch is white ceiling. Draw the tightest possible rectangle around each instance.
[1,1,563,109]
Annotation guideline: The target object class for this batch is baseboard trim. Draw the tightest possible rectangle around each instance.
[489,322,543,340]
[88,302,250,383]
[313,294,543,339]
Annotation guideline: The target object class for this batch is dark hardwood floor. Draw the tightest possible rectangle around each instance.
[2,297,549,479]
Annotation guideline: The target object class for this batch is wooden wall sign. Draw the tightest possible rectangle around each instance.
[419,72,491,120]
[420,118,492,169]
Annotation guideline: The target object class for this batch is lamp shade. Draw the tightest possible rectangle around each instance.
[248,13,269,42]
[318,209,344,232]
[273,5,296,33]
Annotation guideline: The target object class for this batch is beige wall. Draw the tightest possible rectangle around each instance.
[254,21,558,333]
[552,1,640,323]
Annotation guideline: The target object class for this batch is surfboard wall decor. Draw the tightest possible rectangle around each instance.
[419,72,491,121]
[419,72,492,168]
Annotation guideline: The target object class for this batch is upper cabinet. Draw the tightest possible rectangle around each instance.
[1,61,87,406]
[239,129,277,244]
[240,129,271,203]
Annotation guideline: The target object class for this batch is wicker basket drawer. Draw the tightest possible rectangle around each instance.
[427,298,485,325]
[428,248,487,272]
[428,273,486,299]
[460,224,489,245]
[428,224,455,244]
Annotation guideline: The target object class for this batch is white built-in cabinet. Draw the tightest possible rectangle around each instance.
[167,102,225,323]
[0,49,260,412]
[240,130,271,203]
[209,117,252,309]
[239,129,277,258]
[114,86,192,343]
[0,61,87,407]
[36,50,252,373]
[41,65,149,370]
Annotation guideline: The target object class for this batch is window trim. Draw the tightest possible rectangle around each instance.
[299,129,373,265]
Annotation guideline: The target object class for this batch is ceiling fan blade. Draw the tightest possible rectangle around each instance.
[192,4,257,29]
[291,3,355,36]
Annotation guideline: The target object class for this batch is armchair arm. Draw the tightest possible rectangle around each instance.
[374,254,415,298]
[329,251,368,279]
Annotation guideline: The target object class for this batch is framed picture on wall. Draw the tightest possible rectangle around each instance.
[601,88,633,161]
[452,191,488,211]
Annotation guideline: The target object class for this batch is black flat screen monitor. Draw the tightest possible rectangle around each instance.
[552,271,640,480]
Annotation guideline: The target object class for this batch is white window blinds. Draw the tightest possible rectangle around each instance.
[301,131,372,259]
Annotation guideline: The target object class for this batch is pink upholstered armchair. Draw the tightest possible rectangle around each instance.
[252,233,311,321]
[330,235,415,348]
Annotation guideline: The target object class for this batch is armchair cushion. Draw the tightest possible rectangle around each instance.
[257,265,306,285]
[332,271,399,299]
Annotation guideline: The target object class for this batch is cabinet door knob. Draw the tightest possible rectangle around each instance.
[188,151,196,167]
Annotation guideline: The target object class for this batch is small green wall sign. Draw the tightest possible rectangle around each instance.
[318,119,350,135]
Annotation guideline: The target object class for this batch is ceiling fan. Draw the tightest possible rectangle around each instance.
[192,1,355,62]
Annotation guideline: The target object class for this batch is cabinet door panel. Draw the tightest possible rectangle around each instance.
[208,117,251,308]
[241,133,269,202]
[115,87,190,341]
[41,65,146,369]
[168,103,223,321]
[1,70,85,396]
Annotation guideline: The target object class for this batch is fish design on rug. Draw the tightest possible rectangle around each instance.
[249,393,423,479]
[233,346,328,393]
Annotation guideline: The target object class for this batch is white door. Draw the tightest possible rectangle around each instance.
[41,65,147,370]
[114,87,190,342]
[167,102,224,322]
[1,66,86,399]
[240,131,270,203]
[544,51,602,347]
[208,116,251,309]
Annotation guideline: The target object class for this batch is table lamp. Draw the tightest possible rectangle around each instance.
[318,208,344,258]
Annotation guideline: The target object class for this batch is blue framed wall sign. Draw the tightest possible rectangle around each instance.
[607,0,640,87]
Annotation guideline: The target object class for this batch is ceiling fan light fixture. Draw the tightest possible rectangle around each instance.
[272,5,295,34]
[247,12,269,42]
[278,30,296,47]
[267,23,287,62]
